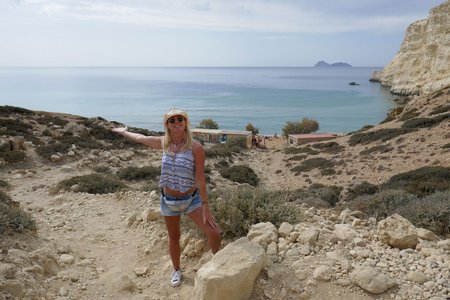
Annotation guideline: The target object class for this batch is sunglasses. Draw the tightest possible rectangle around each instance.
[168,116,185,124]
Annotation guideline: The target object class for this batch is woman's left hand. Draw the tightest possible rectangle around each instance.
[202,204,220,230]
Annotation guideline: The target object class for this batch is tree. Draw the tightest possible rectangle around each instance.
[245,123,259,135]
[282,117,319,138]
[198,118,219,129]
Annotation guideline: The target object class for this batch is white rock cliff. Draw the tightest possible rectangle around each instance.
[380,1,450,95]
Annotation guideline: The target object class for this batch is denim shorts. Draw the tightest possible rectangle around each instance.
[160,189,202,217]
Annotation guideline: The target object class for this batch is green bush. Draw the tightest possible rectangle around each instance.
[282,118,319,138]
[290,157,337,174]
[36,142,71,160]
[2,151,26,164]
[57,174,127,194]
[198,119,219,129]
[381,166,450,197]
[219,165,259,186]
[116,166,160,181]
[245,123,259,135]
[209,187,301,239]
[0,190,36,233]
[348,128,413,146]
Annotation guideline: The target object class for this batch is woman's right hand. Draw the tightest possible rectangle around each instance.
[111,126,128,134]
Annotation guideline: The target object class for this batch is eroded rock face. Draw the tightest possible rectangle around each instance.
[380,1,450,95]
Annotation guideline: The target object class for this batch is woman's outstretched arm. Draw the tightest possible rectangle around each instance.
[112,126,163,150]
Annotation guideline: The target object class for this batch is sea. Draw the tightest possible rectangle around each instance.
[0,67,397,135]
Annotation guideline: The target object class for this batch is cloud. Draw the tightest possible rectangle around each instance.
[17,0,437,33]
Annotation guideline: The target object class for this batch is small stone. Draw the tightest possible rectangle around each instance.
[59,287,68,297]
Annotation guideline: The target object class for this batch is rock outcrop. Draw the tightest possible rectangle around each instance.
[194,237,266,300]
[380,1,450,95]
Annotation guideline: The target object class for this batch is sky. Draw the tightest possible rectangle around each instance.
[0,0,445,67]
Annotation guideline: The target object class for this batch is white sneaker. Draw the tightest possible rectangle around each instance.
[170,270,182,287]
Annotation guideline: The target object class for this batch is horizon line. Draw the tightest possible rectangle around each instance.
[0,65,384,68]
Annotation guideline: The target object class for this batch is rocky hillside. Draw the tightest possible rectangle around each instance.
[0,81,448,299]
[380,1,450,95]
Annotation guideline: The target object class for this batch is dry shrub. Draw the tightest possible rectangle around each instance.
[290,157,337,174]
[311,141,344,154]
[0,118,33,137]
[360,145,393,156]
[205,137,247,158]
[0,190,36,233]
[348,128,413,146]
[57,174,127,194]
[429,104,450,116]
[36,115,69,127]
[287,154,307,161]
[36,142,71,160]
[0,106,33,117]
[346,181,378,200]
[2,151,26,164]
[93,165,112,173]
[401,113,449,129]
[116,166,160,181]
[399,108,419,121]
[284,147,318,155]
[347,190,449,235]
[209,187,301,239]
[219,165,259,186]
[382,166,450,197]
[396,191,450,235]
[57,135,104,150]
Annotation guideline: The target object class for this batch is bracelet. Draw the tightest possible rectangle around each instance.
[202,202,209,205]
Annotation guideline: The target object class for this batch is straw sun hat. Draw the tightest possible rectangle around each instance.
[163,107,189,126]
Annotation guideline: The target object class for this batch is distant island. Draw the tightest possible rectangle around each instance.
[314,60,352,67]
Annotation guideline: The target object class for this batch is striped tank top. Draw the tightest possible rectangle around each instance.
[159,149,195,193]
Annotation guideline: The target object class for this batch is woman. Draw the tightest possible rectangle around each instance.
[112,108,221,287]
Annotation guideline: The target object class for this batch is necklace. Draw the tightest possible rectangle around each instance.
[171,139,185,153]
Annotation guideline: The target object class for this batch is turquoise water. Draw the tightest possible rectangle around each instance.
[0,67,395,134]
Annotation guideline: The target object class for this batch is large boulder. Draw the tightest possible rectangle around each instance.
[377,214,419,249]
[194,237,266,300]
[350,266,397,294]
[247,222,278,250]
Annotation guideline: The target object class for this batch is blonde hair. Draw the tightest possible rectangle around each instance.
[163,118,194,152]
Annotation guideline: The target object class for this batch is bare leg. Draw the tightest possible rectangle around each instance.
[164,216,181,270]
[188,207,221,253]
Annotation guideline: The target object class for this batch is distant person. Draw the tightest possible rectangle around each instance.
[112,108,221,287]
